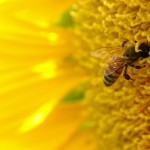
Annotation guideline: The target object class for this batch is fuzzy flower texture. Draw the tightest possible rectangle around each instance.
[73,0,150,150]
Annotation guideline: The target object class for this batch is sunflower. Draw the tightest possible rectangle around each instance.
[0,0,98,150]
[3,0,150,150]
[74,0,150,150]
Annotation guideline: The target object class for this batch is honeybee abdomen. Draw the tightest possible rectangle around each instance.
[103,68,122,86]
[103,74,118,86]
[103,57,124,86]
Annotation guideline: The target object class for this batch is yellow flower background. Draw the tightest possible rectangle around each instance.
[2,0,150,150]
[0,0,97,150]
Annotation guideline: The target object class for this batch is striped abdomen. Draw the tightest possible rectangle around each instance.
[103,56,125,86]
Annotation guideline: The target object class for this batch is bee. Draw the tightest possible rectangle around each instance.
[91,42,150,86]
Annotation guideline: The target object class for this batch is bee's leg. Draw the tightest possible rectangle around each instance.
[123,65,134,80]
[129,63,145,69]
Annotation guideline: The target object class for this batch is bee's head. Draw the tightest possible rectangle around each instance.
[139,43,150,58]
[123,46,141,61]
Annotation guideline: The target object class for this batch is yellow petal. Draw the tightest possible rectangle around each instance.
[19,101,58,133]
[61,130,98,150]
[0,104,91,150]
[0,0,90,150]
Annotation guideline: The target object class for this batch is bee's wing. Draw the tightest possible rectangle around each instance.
[97,62,107,76]
[90,46,126,60]
[91,46,127,76]
[98,56,126,76]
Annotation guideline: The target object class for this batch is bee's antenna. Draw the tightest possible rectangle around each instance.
[122,40,128,47]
